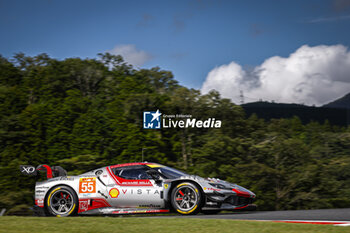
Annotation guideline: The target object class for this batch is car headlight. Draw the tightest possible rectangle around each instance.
[209,183,227,189]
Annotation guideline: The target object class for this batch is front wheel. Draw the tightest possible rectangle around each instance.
[46,186,78,217]
[171,182,202,215]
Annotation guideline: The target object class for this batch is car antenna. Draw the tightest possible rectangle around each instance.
[142,148,147,162]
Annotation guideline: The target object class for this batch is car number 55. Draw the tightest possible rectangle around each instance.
[79,177,96,193]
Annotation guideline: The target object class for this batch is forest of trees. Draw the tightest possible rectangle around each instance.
[0,53,349,215]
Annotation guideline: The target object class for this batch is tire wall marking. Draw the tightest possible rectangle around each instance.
[47,187,61,207]
[66,204,76,216]
[176,205,198,214]
[176,183,190,188]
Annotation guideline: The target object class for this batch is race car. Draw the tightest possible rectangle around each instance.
[20,162,256,217]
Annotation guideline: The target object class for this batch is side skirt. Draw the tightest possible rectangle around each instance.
[78,207,170,215]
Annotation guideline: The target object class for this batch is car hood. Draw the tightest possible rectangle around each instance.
[169,175,255,197]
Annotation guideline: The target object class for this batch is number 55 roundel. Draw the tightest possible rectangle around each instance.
[79,177,96,193]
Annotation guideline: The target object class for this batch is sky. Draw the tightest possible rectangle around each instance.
[1,0,350,105]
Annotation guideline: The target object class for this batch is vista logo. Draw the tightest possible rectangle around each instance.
[143,110,162,129]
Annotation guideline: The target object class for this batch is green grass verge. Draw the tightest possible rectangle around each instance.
[0,216,349,233]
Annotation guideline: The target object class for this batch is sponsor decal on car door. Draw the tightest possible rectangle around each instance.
[106,167,164,208]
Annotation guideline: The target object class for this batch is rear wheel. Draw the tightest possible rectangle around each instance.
[171,182,201,215]
[46,186,78,217]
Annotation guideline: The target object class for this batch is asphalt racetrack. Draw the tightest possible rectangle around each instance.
[154,208,350,221]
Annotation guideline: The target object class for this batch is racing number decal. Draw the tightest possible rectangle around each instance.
[79,177,96,193]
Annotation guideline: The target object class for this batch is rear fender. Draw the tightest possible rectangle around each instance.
[35,178,77,208]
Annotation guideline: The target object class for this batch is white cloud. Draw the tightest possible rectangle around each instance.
[108,44,152,67]
[201,45,350,106]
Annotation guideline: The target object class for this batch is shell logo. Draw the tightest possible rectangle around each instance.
[109,188,120,198]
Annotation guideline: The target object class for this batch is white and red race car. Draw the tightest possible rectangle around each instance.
[20,162,256,216]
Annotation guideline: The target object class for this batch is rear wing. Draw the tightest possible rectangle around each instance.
[20,164,67,179]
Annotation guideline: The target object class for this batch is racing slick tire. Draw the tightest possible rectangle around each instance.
[171,182,202,215]
[45,186,78,217]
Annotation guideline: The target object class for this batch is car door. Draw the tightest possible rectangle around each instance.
[106,166,165,208]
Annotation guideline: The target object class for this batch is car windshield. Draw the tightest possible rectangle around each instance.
[154,166,187,179]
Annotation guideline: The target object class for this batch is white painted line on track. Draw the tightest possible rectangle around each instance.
[335,223,350,227]
[262,220,350,226]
